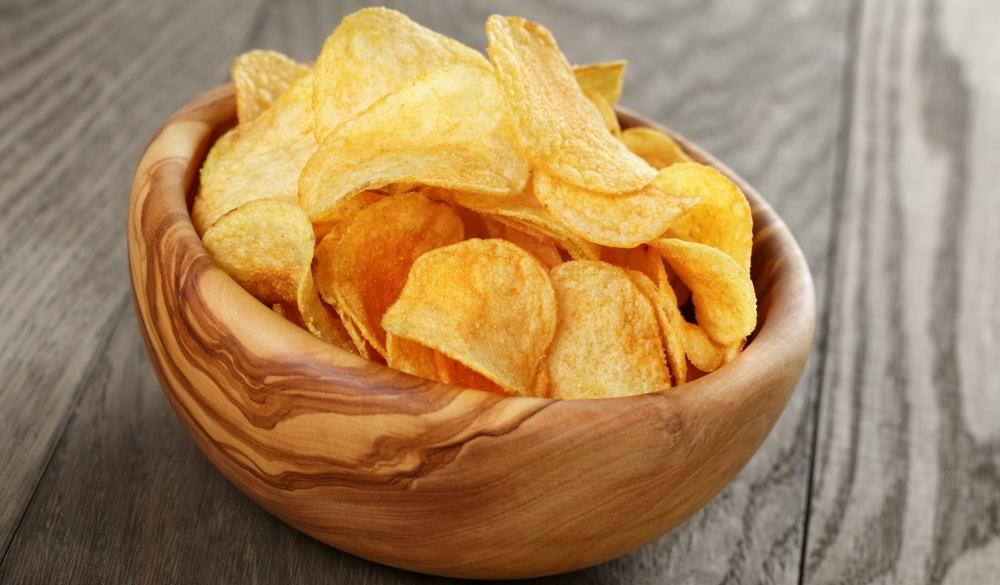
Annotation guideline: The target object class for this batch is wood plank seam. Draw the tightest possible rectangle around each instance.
[795,0,865,582]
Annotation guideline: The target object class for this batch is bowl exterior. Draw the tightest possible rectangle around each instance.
[128,86,816,579]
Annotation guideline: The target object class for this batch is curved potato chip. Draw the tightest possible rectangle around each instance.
[431,185,600,261]
[314,225,373,358]
[573,60,626,105]
[192,74,317,235]
[548,261,669,398]
[331,193,464,357]
[311,190,384,242]
[386,333,439,382]
[202,199,313,306]
[681,321,726,373]
[532,169,699,248]
[300,64,529,222]
[585,90,621,138]
[232,50,312,124]
[652,239,756,345]
[313,7,490,141]
[483,216,563,269]
[382,239,557,396]
[486,16,655,194]
[625,259,687,385]
[660,162,753,273]
[434,352,508,395]
[202,199,355,353]
[621,127,692,170]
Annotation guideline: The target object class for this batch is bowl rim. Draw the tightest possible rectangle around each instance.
[127,83,817,578]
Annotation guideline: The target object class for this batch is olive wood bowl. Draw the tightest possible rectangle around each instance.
[128,84,815,580]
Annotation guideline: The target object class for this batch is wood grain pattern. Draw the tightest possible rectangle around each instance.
[0,0,266,557]
[803,0,1000,583]
[116,83,812,579]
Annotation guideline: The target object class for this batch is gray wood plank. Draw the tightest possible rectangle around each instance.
[0,0,265,557]
[1,0,853,582]
[803,0,1000,583]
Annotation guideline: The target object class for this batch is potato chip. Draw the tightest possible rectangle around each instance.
[681,321,725,373]
[659,162,753,273]
[311,190,383,242]
[486,16,656,194]
[547,261,669,398]
[573,60,626,105]
[434,186,601,261]
[192,74,317,236]
[314,225,373,357]
[621,127,691,170]
[585,90,621,138]
[386,333,439,381]
[382,239,557,396]
[202,199,313,306]
[624,251,687,384]
[434,352,508,395]
[232,50,312,124]
[532,169,700,248]
[483,216,563,269]
[299,64,529,223]
[202,199,355,353]
[313,7,490,141]
[652,239,756,345]
[329,193,464,357]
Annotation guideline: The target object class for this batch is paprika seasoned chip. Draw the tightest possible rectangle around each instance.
[652,238,756,345]
[192,74,317,235]
[486,15,656,194]
[232,50,312,124]
[313,6,490,141]
[547,261,669,398]
[299,64,529,223]
[381,239,556,396]
[327,193,464,358]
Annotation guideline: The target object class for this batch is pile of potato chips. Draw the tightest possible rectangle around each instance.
[194,8,757,399]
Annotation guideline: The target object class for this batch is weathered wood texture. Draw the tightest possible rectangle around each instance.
[803,0,1000,583]
[0,0,857,582]
[0,0,266,556]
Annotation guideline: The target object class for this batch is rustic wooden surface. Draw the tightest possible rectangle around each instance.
[0,0,994,583]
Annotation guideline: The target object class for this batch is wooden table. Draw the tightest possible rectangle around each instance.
[1,1,997,582]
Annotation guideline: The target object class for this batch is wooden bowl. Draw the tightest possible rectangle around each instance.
[128,84,815,580]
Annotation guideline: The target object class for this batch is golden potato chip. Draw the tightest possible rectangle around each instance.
[314,226,373,357]
[624,253,687,385]
[486,16,655,194]
[681,321,725,373]
[386,333,439,381]
[659,162,753,273]
[434,352,509,395]
[202,199,313,306]
[382,239,557,396]
[272,303,304,328]
[622,244,667,287]
[531,168,700,248]
[330,193,464,357]
[232,50,312,124]
[621,127,692,170]
[573,60,626,105]
[299,64,529,223]
[585,90,621,138]
[202,199,355,353]
[192,74,317,235]
[652,239,756,345]
[483,216,563,269]
[313,7,490,141]
[311,190,384,242]
[547,261,669,398]
[432,186,601,261]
